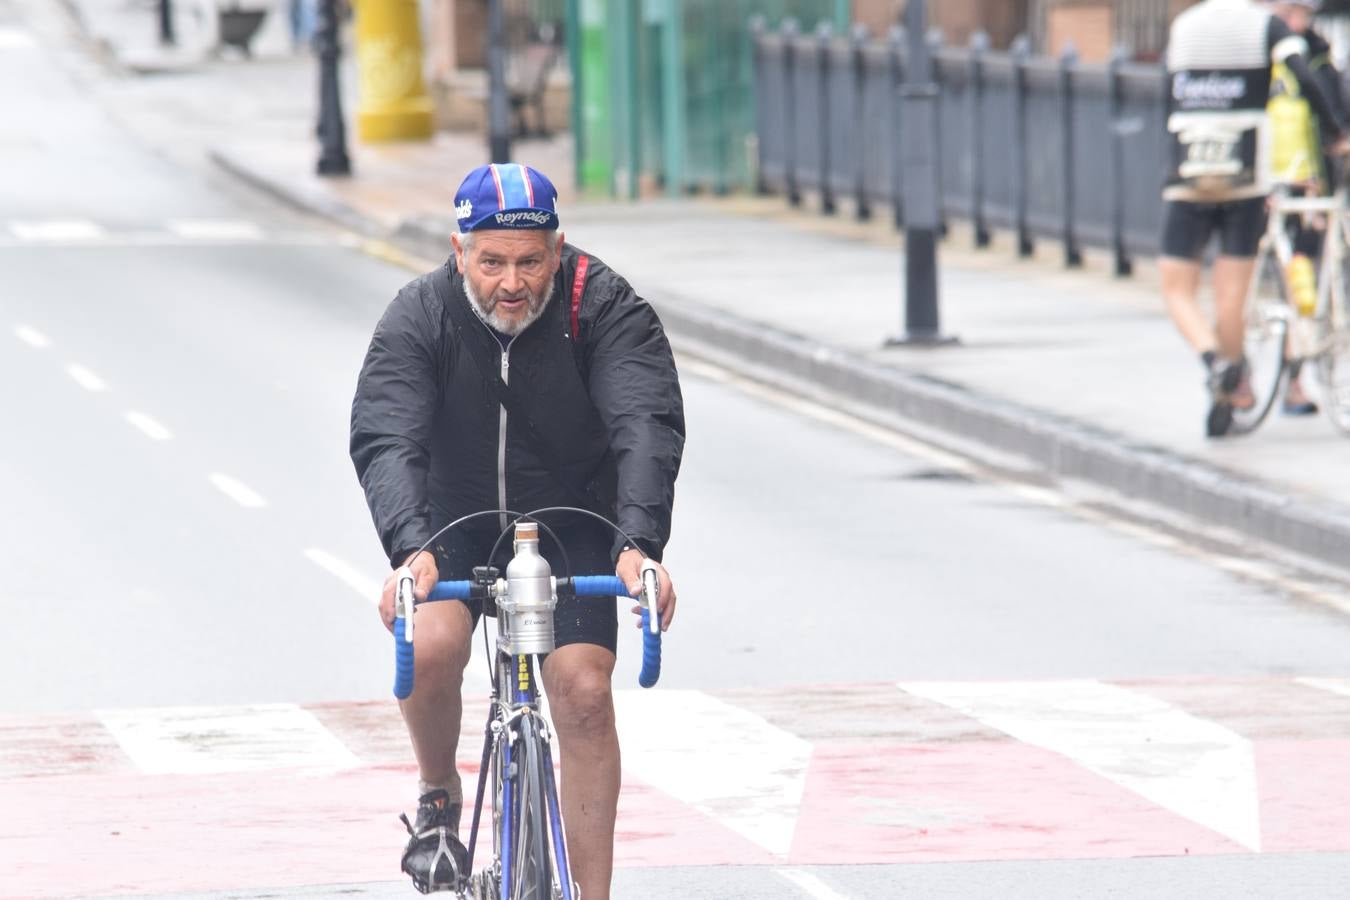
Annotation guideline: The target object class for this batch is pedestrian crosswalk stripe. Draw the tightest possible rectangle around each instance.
[901,680,1262,851]
[613,689,811,858]
[166,219,266,241]
[95,703,362,775]
[10,219,105,241]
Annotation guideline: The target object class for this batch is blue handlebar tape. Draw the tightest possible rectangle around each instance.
[572,575,627,597]
[639,608,662,689]
[429,580,474,600]
[393,616,414,700]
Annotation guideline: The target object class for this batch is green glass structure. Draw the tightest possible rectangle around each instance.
[568,0,848,197]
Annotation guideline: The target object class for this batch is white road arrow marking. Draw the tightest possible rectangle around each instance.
[1296,677,1350,700]
[901,680,1262,851]
[613,689,811,858]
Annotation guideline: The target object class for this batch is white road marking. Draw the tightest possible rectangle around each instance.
[613,689,811,857]
[124,410,172,441]
[304,548,381,604]
[14,324,49,348]
[208,472,267,508]
[66,363,107,392]
[1296,677,1350,699]
[97,703,361,774]
[166,219,266,241]
[678,356,1350,619]
[0,28,37,50]
[778,869,852,900]
[10,219,106,242]
[901,680,1262,851]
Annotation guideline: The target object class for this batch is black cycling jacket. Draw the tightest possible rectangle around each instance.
[350,244,685,567]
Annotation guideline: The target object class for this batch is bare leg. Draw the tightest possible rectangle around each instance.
[541,644,619,900]
[1213,254,1258,362]
[400,600,474,798]
[1160,255,1214,355]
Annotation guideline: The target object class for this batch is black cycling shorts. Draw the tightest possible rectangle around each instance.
[1160,197,1266,261]
[430,519,619,655]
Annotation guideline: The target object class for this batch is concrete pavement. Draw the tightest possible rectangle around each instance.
[59,0,1350,575]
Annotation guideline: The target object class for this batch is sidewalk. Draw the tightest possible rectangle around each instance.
[59,0,1350,573]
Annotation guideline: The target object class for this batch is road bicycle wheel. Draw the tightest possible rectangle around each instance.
[1314,245,1350,434]
[508,714,553,900]
[1230,247,1290,434]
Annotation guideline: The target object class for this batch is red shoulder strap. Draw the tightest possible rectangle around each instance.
[569,255,590,342]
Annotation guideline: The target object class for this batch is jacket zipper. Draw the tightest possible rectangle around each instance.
[497,336,516,534]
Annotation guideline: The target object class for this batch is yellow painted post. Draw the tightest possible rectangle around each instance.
[353,0,434,142]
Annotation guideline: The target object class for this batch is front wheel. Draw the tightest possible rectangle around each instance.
[1231,249,1291,434]
[505,715,553,900]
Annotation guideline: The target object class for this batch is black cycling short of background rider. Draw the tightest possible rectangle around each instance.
[1161,196,1268,261]
[428,515,619,654]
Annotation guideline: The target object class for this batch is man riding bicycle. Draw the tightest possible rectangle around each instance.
[350,163,685,898]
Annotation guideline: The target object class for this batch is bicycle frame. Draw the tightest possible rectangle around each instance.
[394,516,662,900]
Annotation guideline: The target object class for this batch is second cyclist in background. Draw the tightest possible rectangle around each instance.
[1159,0,1348,437]
[1266,0,1348,415]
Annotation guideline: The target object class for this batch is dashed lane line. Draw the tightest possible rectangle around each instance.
[124,410,172,441]
[166,219,267,241]
[66,363,107,392]
[304,547,381,604]
[10,219,105,241]
[14,324,49,348]
[208,472,267,509]
[0,27,37,50]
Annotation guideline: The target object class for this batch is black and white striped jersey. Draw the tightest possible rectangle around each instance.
[1164,0,1306,201]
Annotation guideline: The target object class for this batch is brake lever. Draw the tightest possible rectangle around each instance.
[395,566,416,643]
[639,559,660,634]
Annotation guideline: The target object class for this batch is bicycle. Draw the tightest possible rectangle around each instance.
[391,508,663,899]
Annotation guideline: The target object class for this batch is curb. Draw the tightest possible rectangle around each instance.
[209,147,1350,574]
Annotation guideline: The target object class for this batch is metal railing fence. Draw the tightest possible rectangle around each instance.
[753,21,1170,273]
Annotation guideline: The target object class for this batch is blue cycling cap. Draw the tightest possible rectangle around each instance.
[454,163,559,232]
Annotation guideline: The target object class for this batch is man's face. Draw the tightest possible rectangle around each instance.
[1274,3,1313,32]
[454,229,562,335]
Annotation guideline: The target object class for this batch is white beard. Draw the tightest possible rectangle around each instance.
[464,276,555,336]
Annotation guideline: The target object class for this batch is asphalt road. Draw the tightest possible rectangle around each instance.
[4,2,1350,897]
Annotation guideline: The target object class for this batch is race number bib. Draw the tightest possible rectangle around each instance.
[1169,121,1259,193]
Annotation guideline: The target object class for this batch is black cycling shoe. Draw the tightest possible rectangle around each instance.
[1205,358,1246,438]
[400,789,469,894]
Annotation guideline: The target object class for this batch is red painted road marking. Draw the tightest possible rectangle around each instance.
[3,680,1350,897]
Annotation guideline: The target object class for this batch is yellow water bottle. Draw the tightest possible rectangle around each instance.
[1287,254,1317,317]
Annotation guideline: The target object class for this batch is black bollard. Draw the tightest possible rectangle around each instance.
[158,0,175,46]
[886,0,956,347]
[487,0,511,163]
[315,0,351,177]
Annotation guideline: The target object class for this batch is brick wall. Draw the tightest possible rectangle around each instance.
[852,0,1027,48]
[1046,2,1113,61]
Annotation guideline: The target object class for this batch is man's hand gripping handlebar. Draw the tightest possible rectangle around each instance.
[390,558,665,700]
